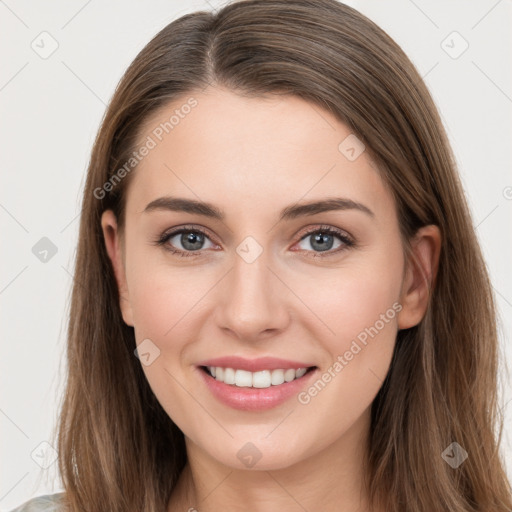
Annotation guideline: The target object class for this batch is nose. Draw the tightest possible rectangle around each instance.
[214,251,290,342]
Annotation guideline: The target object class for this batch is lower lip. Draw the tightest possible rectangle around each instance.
[197,366,318,411]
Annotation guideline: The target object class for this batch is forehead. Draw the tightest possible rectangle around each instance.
[124,87,393,220]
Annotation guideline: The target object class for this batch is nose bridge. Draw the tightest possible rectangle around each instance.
[216,238,289,339]
[232,244,270,299]
[231,244,274,315]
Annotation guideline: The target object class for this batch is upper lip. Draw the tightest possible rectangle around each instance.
[196,356,316,372]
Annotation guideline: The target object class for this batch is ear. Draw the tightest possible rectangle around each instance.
[397,224,441,330]
[100,210,134,327]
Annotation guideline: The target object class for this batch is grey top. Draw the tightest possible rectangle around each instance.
[8,493,65,512]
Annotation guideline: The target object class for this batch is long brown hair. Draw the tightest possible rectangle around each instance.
[54,1,512,510]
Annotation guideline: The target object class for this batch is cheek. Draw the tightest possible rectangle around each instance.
[332,268,401,347]
[295,247,402,417]
[127,258,205,341]
[291,245,403,412]
[295,243,404,353]
[126,264,207,429]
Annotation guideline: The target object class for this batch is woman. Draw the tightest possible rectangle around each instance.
[11,0,511,510]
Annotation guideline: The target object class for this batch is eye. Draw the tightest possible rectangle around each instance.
[154,225,217,257]
[153,224,355,258]
[293,225,354,257]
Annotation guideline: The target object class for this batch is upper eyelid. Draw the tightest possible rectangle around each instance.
[162,224,218,243]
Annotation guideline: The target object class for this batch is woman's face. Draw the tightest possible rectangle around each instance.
[102,87,432,471]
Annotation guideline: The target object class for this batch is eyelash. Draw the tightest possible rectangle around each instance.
[154,224,355,259]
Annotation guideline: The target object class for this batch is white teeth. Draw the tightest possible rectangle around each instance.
[252,370,271,388]
[284,369,296,382]
[235,369,253,387]
[271,369,285,386]
[206,366,310,388]
[295,367,307,378]
[223,367,235,385]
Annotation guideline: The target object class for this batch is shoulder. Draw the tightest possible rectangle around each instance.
[8,492,66,512]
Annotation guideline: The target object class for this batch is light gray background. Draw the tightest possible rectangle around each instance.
[1,0,511,509]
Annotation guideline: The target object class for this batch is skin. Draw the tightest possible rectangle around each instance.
[101,86,441,512]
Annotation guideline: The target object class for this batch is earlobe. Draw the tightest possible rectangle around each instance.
[100,210,134,327]
[397,225,441,330]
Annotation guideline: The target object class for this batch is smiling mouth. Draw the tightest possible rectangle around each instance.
[200,365,317,389]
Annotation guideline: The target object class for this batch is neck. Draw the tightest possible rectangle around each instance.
[168,407,380,512]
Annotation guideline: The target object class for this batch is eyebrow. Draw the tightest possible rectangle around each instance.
[143,196,374,221]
